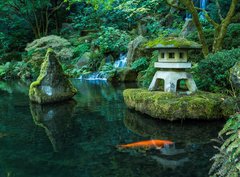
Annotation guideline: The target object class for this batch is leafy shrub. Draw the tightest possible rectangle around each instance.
[0,61,32,80]
[99,63,114,72]
[131,57,148,72]
[93,26,131,53]
[194,48,240,93]
[88,52,104,71]
[209,113,240,177]
[137,51,158,87]
[73,43,90,57]
[25,35,73,62]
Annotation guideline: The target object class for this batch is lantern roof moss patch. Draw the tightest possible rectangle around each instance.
[145,37,202,49]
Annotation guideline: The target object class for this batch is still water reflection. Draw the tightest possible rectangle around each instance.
[0,80,224,177]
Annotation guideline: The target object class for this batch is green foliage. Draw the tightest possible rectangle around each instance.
[93,26,131,53]
[194,48,240,93]
[137,51,158,87]
[88,51,104,71]
[100,63,114,72]
[188,24,240,51]
[0,32,10,53]
[209,113,240,177]
[0,61,32,80]
[131,57,148,72]
[208,0,240,23]
[73,43,90,57]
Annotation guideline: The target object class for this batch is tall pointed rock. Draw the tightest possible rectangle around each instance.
[29,49,77,104]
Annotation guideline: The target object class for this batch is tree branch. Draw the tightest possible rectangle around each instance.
[215,0,224,21]
[164,0,187,11]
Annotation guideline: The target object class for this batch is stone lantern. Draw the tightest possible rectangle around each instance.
[147,37,201,93]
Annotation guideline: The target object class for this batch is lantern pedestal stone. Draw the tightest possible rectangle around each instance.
[149,71,197,93]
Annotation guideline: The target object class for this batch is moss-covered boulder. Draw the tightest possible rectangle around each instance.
[123,89,237,121]
[29,50,77,104]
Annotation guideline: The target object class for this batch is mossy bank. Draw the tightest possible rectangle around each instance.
[123,89,237,121]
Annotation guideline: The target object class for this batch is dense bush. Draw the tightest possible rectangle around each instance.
[0,61,32,80]
[194,48,240,93]
[137,51,158,87]
[93,27,131,54]
[209,113,240,177]
[87,52,104,71]
[131,57,148,72]
[73,43,90,57]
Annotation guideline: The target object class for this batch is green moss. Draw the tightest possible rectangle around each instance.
[29,50,77,104]
[144,37,201,48]
[123,89,236,121]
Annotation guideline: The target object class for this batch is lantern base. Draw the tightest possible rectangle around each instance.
[149,71,197,93]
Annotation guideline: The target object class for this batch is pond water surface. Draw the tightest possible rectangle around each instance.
[0,80,224,177]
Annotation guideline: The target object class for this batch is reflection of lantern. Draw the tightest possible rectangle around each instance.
[146,37,201,93]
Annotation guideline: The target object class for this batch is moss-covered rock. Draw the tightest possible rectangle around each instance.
[29,49,77,104]
[123,89,237,121]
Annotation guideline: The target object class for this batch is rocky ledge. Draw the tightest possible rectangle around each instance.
[123,89,237,121]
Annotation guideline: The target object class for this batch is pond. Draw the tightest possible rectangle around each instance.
[0,80,224,177]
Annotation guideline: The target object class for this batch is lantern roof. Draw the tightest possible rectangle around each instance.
[145,37,202,50]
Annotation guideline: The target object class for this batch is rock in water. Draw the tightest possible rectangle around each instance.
[29,49,77,104]
[123,89,237,121]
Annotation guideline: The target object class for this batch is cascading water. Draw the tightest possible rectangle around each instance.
[200,0,207,9]
[79,72,108,81]
[113,53,127,68]
[186,0,208,20]
[199,0,207,19]
[79,53,127,81]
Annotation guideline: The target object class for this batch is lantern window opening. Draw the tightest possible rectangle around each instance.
[161,53,165,59]
[179,52,184,59]
[169,52,175,59]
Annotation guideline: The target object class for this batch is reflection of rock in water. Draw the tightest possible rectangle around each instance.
[30,100,77,152]
[150,155,189,170]
[124,110,224,144]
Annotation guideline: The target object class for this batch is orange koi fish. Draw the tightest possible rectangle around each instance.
[118,140,174,149]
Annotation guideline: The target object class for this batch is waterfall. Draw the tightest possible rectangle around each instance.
[200,0,207,9]
[113,53,127,68]
[79,72,108,81]
[79,53,127,81]
[199,0,207,19]
[186,0,208,20]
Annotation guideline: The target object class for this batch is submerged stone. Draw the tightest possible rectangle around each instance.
[29,49,77,104]
[123,89,237,121]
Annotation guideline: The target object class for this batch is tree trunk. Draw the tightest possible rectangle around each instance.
[180,0,209,57]
[212,0,238,53]
[137,22,143,35]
